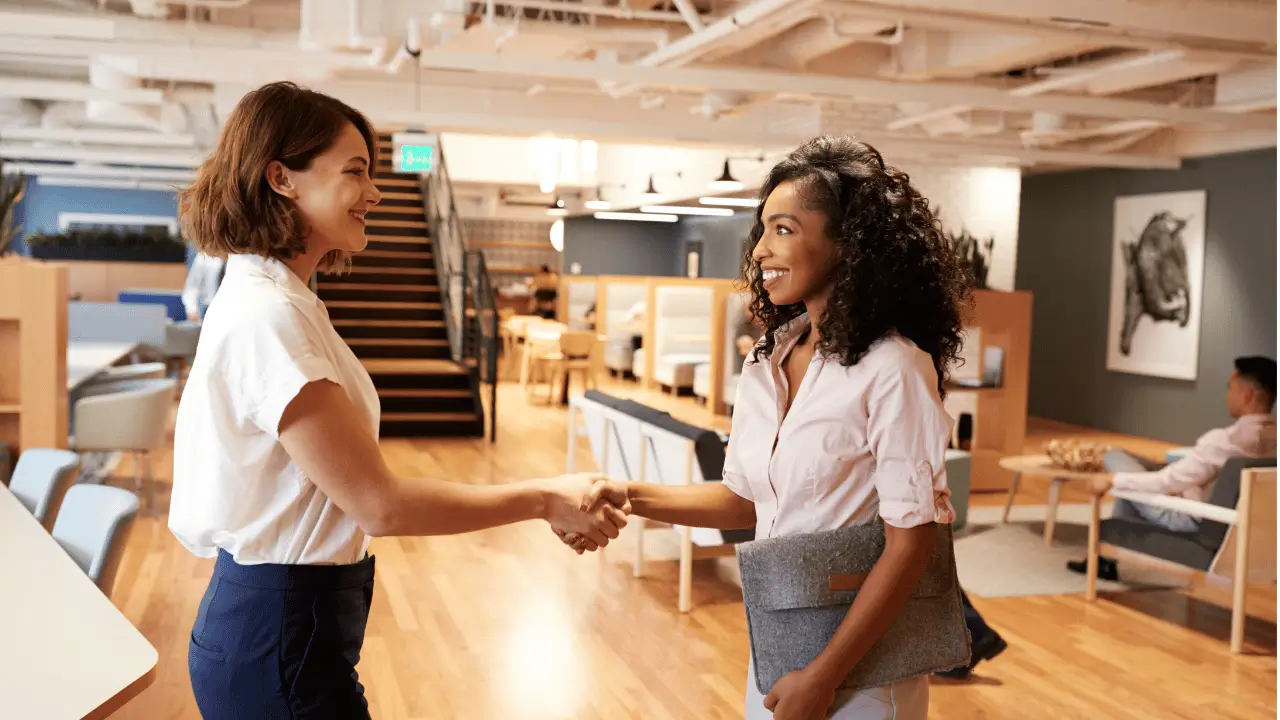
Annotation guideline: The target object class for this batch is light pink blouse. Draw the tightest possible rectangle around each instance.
[723,315,957,540]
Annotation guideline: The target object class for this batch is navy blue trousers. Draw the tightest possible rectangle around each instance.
[189,551,376,720]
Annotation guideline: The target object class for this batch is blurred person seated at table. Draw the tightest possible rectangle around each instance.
[733,305,764,364]
[1069,356,1276,580]
[527,264,559,320]
[182,251,226,322]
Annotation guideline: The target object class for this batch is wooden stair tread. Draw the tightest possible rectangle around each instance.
[377,389,471,398]
[346,338,448,346]
[378,192,421,201]
[382,412,479,422]
[371,205,424,215]
[332,319,444,327]
[367,218,427,228]
[359,250,432,259]
[376,177,419,188]
[345,266,434,275]
[324,300,441,309]
[365,235,430,243]
[363,359,465,374]
[319,282,438,292]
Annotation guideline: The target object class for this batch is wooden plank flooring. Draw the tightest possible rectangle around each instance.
[101,380,1275,719]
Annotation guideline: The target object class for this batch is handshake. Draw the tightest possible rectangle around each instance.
[541,473,631,555]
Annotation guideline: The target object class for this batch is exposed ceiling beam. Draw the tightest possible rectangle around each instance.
[0,127,196,147]
[0,143,201,168]
[368,100,1180,169]
[843,0,1276,47]
[818,2,1275,64]
[408,51,1273,130]
[2,162,196,181]
[0,77,166,105]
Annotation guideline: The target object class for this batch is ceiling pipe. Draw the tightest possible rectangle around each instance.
[670,0,705,32]
[638,0,809,68]
[488,0,691,24]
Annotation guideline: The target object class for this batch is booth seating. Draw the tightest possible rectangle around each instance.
[1089,458,1276,653]
[648,285,712,392]
[568,390,752,612]
[604,333,641,376]
[631,347,646,381]
[693,362,740,408]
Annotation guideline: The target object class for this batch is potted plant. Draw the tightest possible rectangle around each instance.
[0,156,26,259]
[27,227,188,263]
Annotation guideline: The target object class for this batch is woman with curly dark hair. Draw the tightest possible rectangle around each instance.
[570,136,973,718]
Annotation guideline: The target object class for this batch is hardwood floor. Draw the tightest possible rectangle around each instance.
[102,380,1276,719]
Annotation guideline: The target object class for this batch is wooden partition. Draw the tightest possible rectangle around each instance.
[960,289,1033,492]
[0,259,69,454]
[64,261,186,302]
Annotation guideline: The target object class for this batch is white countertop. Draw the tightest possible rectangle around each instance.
[0,483,157,719]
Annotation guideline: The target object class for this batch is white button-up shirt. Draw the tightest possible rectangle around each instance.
[722,315,956,540]
[1113,413,1276,501]
[169,254,380,565]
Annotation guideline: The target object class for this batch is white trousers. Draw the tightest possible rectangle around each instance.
[744,658,928,720]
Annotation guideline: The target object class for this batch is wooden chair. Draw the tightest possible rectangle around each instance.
[1086,459,1276,653]
[519,325,564,401]
[545,331,600,402]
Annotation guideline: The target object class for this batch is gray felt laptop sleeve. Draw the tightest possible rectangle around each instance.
[737,522,971,694]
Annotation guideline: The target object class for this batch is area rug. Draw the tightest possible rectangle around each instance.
[955,503,1191,599]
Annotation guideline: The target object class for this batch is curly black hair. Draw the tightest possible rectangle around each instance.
[742,136,972,398]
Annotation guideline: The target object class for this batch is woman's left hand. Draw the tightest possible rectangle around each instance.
[763,667,837,719]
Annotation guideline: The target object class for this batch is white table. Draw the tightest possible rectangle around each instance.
[0,483,157,719]
[67,342,138,391]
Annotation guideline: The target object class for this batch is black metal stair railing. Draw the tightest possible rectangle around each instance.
[422,140,499,441]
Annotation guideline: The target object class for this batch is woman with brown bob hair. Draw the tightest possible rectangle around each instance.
[169,81,626,719]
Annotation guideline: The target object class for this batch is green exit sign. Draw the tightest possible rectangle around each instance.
[398,145,434,173]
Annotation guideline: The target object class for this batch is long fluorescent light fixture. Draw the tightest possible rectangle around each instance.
[593,211,678,223]
[640,205,733,217]
[699,196,759,208]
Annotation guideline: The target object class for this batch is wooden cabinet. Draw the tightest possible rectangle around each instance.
[0,258,69,453]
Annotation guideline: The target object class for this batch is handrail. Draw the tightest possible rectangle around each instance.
[422,140,499,441]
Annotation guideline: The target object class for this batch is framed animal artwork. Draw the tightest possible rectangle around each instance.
[1105,190,1207,380]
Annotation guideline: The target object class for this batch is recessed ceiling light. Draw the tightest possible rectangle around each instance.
[593,211,679,223]
[699,196,759,207]
[584,199,612,210]
[639,205,734,216]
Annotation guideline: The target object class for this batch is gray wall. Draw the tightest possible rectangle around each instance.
[1017,148,1277,444]
[563,216,682,277]
[677,213,753,280]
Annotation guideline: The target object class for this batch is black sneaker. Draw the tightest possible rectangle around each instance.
[1066,557,1119,582]
[935,631,1008,679]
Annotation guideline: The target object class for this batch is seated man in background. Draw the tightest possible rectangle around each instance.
[1069,356,1276,579]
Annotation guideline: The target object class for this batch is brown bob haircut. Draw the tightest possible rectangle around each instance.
[179,81,377,273]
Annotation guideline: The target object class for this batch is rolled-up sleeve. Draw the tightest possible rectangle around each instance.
[867,359,956,528]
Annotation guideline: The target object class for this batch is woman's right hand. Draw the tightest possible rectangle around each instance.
[540,473,629,552]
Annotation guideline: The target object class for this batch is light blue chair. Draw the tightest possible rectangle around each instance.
[1166,446,1196,463]
[51,484,140,594]
[8,448,81,531]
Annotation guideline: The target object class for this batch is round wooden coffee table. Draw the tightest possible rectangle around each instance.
[998,454,1108,544]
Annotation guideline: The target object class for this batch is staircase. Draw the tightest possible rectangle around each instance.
[314,132,485,438]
